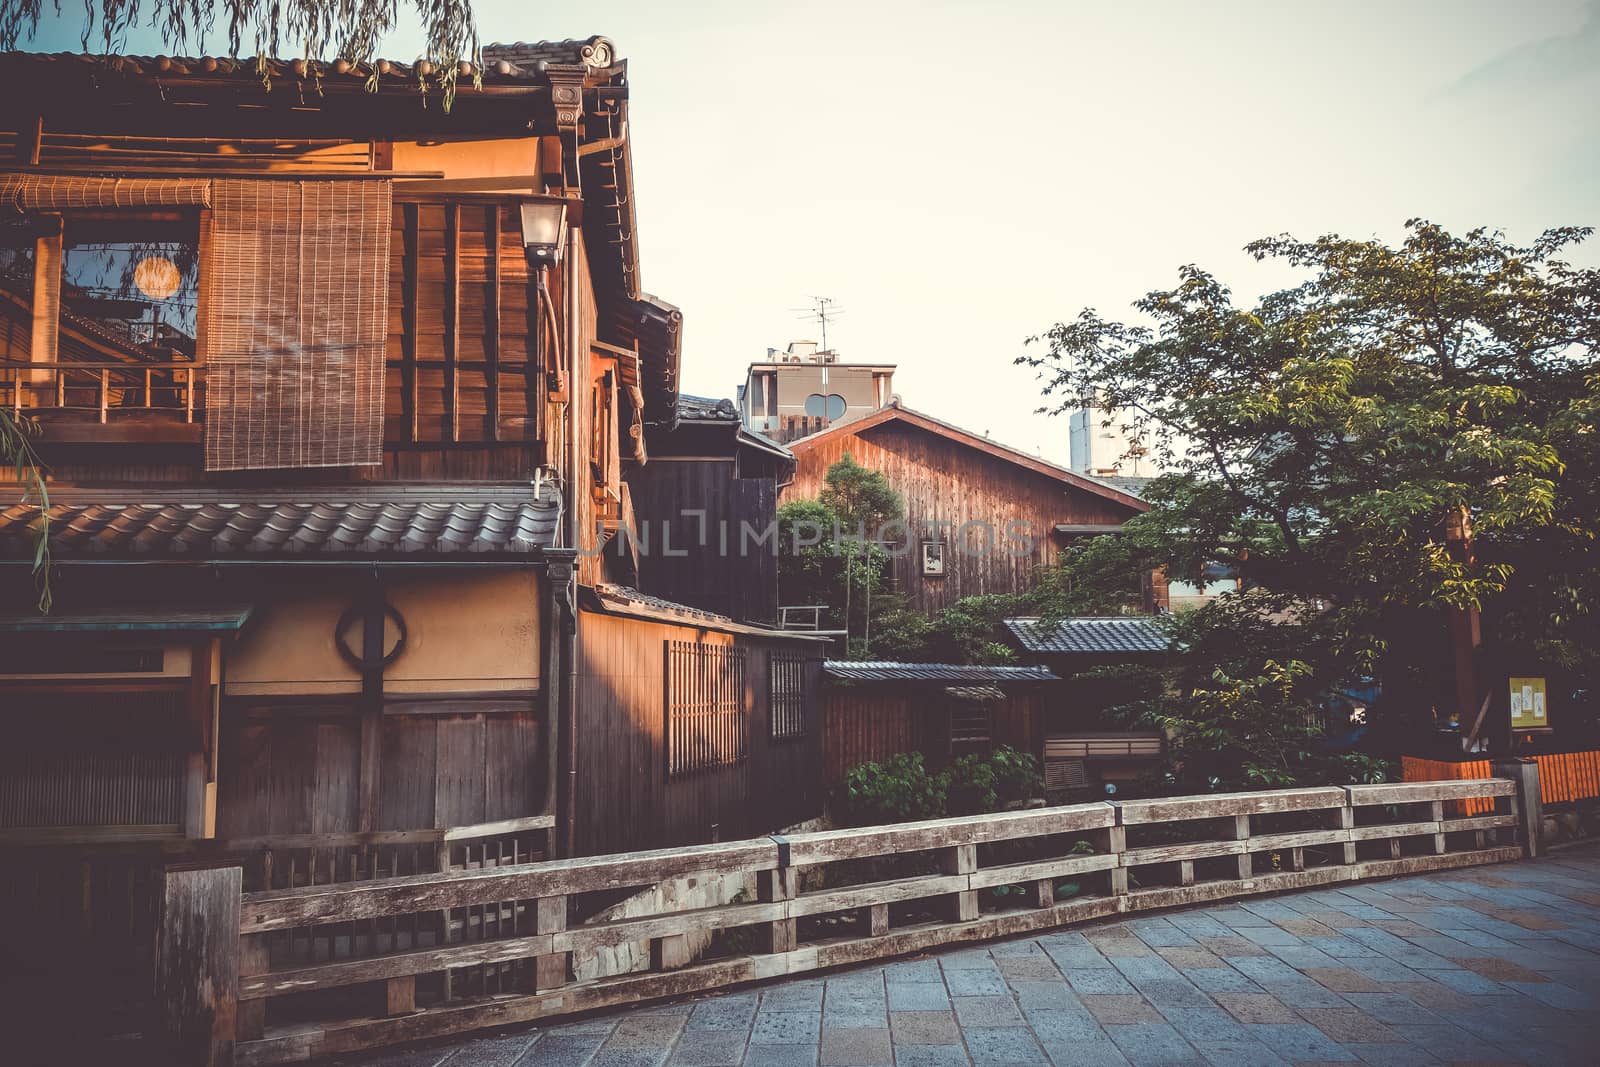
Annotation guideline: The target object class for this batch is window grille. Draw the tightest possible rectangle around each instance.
[666,641,748,776]
[950,706,992,744]
[770,652,811,740]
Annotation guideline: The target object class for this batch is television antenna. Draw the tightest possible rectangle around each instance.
[789,296,844,354]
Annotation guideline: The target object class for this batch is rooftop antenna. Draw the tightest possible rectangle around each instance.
[789,296,844,354]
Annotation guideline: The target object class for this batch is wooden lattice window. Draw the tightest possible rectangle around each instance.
[666,641,748,776]
[770,652,811,741]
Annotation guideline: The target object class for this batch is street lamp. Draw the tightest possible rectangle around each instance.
[520,201,567,266]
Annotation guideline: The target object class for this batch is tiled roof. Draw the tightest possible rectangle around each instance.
[588,584,827,642]
[677,394,740,422]
[0,36,618,83]
[0,605,253,632]
[785,403,1148,513]
[1098,475,1155,500]
[1004,616,1170,655]
[0,485,558,559]
[823,662,1058,684]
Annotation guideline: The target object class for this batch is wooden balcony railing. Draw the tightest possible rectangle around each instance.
[151,774,1534,1066]
[2,360,201,423]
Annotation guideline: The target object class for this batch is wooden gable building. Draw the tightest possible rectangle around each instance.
[781,402,1148,613]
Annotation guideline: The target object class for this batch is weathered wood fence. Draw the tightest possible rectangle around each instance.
[0,815,551,1060]
[161,773,1534,1066]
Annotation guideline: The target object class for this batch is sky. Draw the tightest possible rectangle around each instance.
[25,1,1600,463]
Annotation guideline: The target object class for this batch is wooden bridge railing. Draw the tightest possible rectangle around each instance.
[162,775,1534,1066]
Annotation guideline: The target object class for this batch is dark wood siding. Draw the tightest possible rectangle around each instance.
[625,458,780,623]
[574,611,823,855]
[823,685,1041,786]
[784,420,1139,613]
[216,706,541,836]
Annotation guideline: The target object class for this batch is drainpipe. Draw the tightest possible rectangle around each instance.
[544,548,578,858]
[555,221,582,858]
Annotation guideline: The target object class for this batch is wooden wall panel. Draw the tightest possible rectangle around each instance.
[823,689,915,785]
[823,687,1041,786]
[625,460,780,623]
[377,716,437,831]
[574,612,824,856]
[219,707,542,835]
[783,420,1138,613]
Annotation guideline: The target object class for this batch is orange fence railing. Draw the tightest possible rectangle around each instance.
[1404,751,1600,810]
[1532,751,1600,805]
[1401,756,1493,816]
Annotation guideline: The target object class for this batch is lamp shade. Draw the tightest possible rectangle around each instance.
[520,201,567,265]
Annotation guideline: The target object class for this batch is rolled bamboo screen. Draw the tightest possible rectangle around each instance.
[202,179,392,470]
[0,172,212,211]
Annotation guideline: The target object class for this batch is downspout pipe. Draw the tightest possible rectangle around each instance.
[543,548,578,858]
[556,222,582,859]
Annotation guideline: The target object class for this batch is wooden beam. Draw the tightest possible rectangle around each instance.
[357,581,385,833]
[445,201,461,443]
[488,204,502,442]
[402,201,419,443]
[19,113,42,165]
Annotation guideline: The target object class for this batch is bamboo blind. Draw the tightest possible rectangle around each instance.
[0,751,183,827]
[0,172,211,211]
[769,651,810,741]
[203,178,392,470]
[666,641,748,777]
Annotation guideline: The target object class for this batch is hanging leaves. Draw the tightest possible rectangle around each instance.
[0,0,480,108]
[1,408,50,613]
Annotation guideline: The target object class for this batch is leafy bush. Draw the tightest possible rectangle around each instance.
[838,753,946,826]
[943,746,1044,815]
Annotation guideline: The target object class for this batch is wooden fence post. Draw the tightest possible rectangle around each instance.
[1225,815,1253,880]
[1493,758,1543,858]
[938,844,979,922]
[235,934,269,1042]
[1107,823,1128,895]
[534,896,567,991]
[1334,804,1357,864]
[155,864,241,1067]
[758,866,798,953]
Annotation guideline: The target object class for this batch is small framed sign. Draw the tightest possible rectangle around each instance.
[1508,676,1551,732]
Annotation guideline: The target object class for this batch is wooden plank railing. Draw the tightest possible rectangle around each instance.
[0,360,201,421]
[154,777,1533,1065]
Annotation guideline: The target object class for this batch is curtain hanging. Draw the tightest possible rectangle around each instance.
[202,179,392,471]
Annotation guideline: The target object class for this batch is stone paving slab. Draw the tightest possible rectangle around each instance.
[328,850,1600,1067]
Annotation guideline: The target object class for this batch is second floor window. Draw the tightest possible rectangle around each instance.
[62,214,200,361]
[0,210,200,365]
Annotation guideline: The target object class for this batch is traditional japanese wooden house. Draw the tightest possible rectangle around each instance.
[623,393,794,624]
[1003,616,1171,794]
[820,661,1058,786]
[780,401,1149,614]
[0,37,825,1051]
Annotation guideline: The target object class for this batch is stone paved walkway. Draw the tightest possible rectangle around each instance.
[335,849,1600,1067]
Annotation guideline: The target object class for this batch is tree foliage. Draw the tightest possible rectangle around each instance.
[2,408,50,612]
[1019,220,1600,771]
[777,453,903,655]
[1,0,480,106]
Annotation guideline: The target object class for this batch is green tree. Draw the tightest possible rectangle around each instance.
[819,452,903,534]
[2,0,479,107]
[777,453,903,655]
[1019,220,1600,767]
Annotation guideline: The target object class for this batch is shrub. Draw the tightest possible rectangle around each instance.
[837,753,946,826]
[943,746,1044,815]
